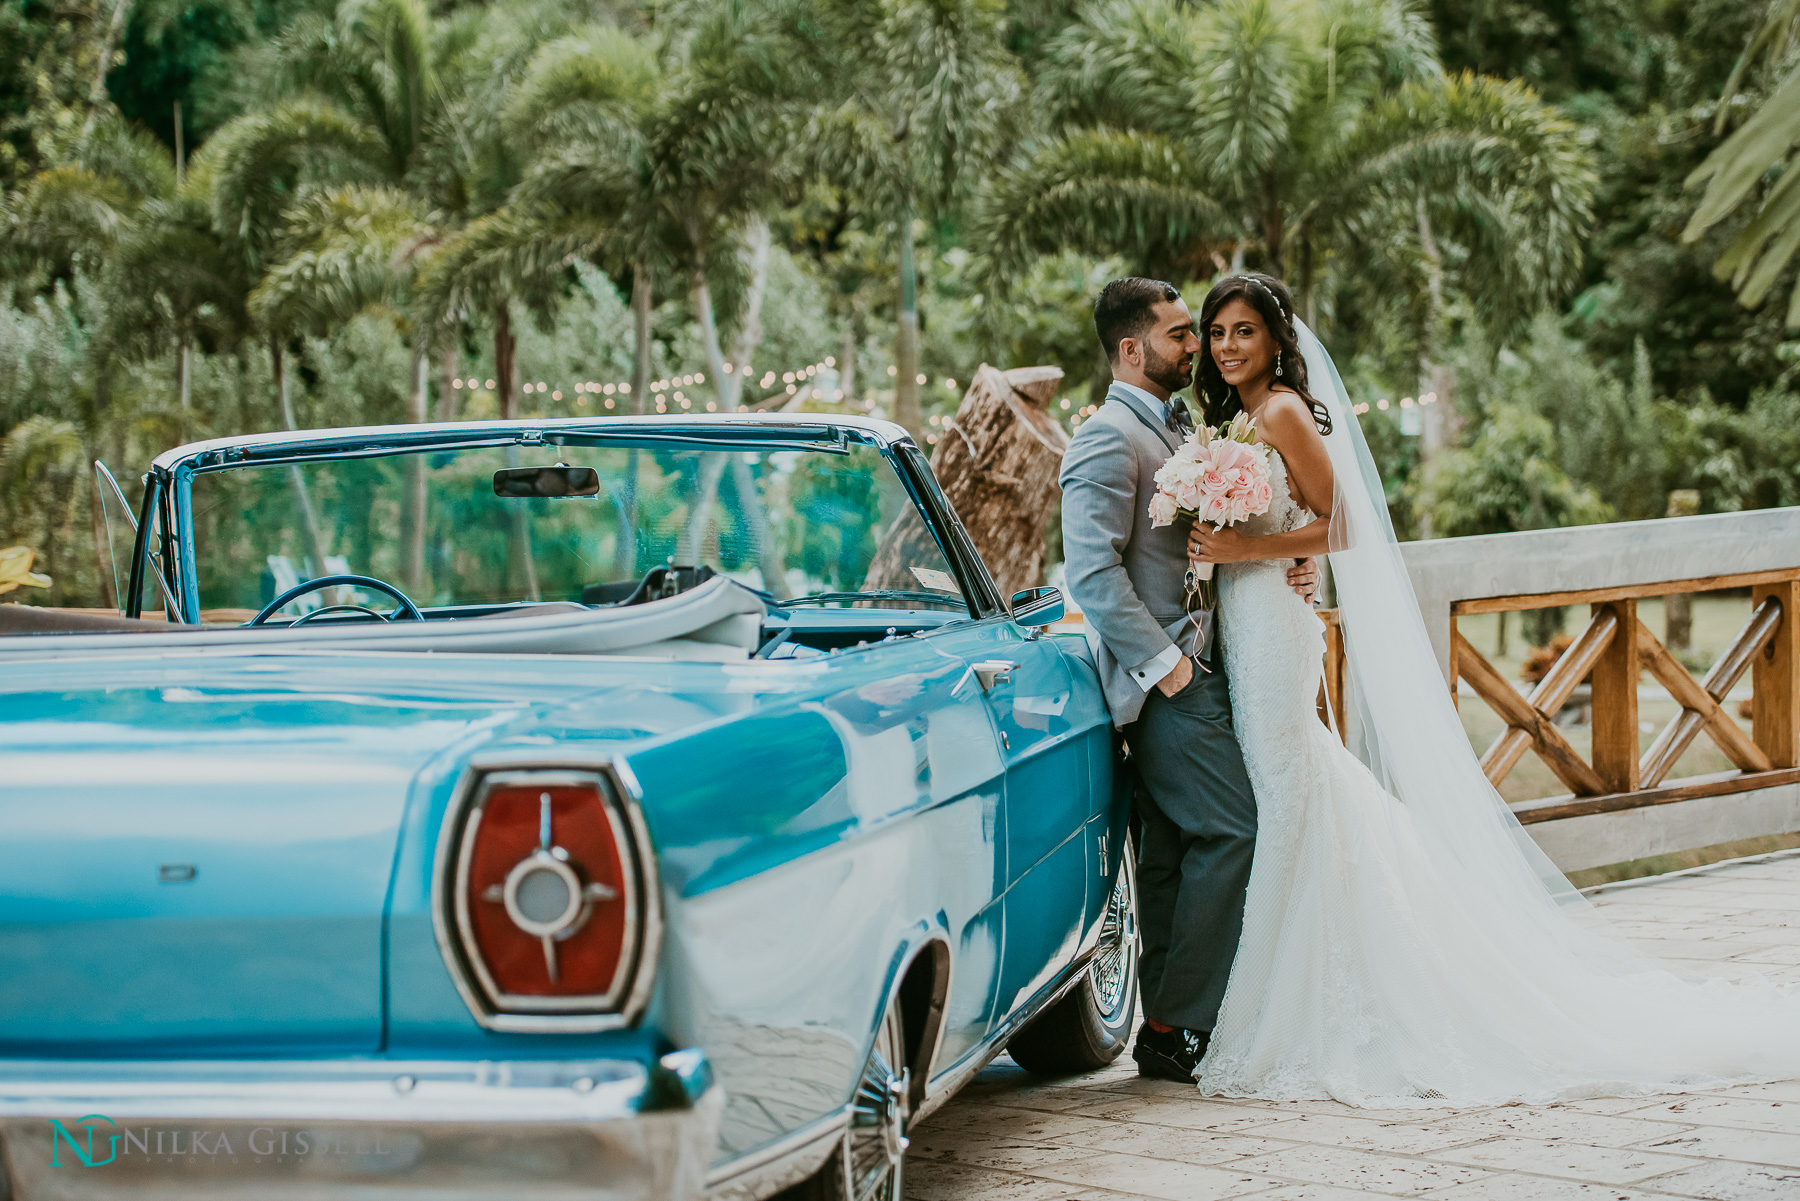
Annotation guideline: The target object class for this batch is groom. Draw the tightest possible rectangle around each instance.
[1060,278,1316,1081]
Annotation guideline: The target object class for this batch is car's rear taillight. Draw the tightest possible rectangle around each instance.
[437,763,658,1032]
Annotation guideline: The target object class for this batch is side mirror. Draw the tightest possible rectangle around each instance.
[1010,585,1065,627]
[493,465,600,498]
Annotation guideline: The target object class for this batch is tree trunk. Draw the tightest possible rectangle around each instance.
[177,333,192,441]
[680,218,785,592]
[79,0,134,143]
[724,217,769,408]
[274,341,334,590]
[1415,198,1449,538]
[613,262,654,582]
[893,205,922,440]
[630,261,651,415]
[1261,181,1285,278]
[495,301,517,420]
[404,345,429,593]
[1664,489,1701,651]
[865,364,1069,600]
[839,323,858,404]
[436,348,459,421]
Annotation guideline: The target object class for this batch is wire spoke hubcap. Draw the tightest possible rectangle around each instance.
[843,1006,908,1201]
[1092,855,1138,1016]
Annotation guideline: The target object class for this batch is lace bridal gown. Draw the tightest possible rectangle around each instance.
[1200,445,1800,1108]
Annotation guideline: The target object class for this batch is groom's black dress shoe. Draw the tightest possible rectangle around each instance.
[1133,1024,1207,1081]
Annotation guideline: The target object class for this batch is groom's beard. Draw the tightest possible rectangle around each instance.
[1142,344,1194,394]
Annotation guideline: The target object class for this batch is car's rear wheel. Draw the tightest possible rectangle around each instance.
[776,998,909,1201]
[1006,843,1138,1075]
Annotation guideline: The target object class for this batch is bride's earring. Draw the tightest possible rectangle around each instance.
[1276,351,1284,378]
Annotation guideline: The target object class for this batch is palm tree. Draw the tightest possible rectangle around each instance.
[204,0,455,421]
[419,9,815,591]
[976,0,1594,361]
[103,191,251,425]
[1684,0,1800,328]
[803,0,1025,439]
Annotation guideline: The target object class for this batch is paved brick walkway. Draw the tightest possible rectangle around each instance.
[910,854,1800,1200]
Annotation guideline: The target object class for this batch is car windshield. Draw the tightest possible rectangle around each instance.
[185,438,969,619]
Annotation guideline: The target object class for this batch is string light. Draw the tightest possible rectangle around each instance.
[1377,399,1390,411]
[441,354,904,414]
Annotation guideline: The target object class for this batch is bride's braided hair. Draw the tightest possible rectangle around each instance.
[1196,273,1332,435]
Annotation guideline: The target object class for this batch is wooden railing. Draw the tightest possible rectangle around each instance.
[1318,560,1800,826]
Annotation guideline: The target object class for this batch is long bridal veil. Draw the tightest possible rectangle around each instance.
[1289,318,1800,1095]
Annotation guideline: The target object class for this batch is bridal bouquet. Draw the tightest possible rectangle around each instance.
[1148,411,1272,609]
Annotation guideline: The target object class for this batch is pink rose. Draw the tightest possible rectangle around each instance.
[1201,469,1229,495]
[1175,480,1204,510]
[1148,491,1178,527]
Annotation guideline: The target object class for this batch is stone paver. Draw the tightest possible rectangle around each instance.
[912,853,1800,1200]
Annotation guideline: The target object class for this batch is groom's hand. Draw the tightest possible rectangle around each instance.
[1288,557,1319,603]
[1156,654,1194,697]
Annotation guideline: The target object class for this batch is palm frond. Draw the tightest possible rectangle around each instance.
[104,195,254,360]
[248,184,432,336]
[1191,0,1301,188]
[974,129,1230,282]
[6,168,139,278]
[1330,73,1596,316]
[414,202,601,331]
[1038,0,1201,137]
[198,99,388,261]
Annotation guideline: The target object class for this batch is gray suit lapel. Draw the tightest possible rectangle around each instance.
[1107,384,1178,453]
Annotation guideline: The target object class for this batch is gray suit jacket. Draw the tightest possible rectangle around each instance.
[1060,384,1214,727]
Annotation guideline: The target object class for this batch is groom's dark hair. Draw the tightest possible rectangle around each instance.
[1095,277,1180,364]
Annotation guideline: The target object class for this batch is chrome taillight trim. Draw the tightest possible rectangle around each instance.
[431,751,662,1033]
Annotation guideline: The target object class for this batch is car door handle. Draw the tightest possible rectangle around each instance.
[972,660,1021,691]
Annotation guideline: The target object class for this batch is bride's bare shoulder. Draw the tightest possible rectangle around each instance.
[1256,390,1320,444]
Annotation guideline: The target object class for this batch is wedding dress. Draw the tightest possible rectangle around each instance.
[1195,332,1800,1108]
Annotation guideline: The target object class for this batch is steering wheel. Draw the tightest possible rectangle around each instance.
[249,574,424,626]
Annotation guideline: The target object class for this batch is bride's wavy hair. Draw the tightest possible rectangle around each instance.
[1196,273,1331,435]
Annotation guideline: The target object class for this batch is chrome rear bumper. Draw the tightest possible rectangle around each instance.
[0,1050,720,1200]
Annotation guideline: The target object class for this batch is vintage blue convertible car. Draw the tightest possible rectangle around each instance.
[0,414,1136,1200]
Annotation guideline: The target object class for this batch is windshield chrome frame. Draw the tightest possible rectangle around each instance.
[142,416,1003,623]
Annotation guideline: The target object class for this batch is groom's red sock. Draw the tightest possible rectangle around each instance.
[1143,1018,1173,1033]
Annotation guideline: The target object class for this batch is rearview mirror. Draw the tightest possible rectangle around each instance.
[1010,585,1065,627]
[493,465,600,498]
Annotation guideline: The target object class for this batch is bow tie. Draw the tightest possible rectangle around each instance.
[1165,397,1196,437]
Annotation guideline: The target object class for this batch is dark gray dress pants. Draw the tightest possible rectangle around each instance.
[1126,651,1257,1033]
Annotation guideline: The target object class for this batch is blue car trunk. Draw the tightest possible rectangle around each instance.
[0,656,541,1058]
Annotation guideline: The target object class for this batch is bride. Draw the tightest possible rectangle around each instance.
[1184,272,1800,1107]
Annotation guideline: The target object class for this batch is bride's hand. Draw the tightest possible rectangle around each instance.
[1189,522,1254,564]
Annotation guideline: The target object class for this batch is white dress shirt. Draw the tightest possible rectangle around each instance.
[1110,380,1187,692]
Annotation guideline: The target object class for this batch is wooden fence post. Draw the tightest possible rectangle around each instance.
[1751,580,1799,768]
[1590,598,1640,794]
